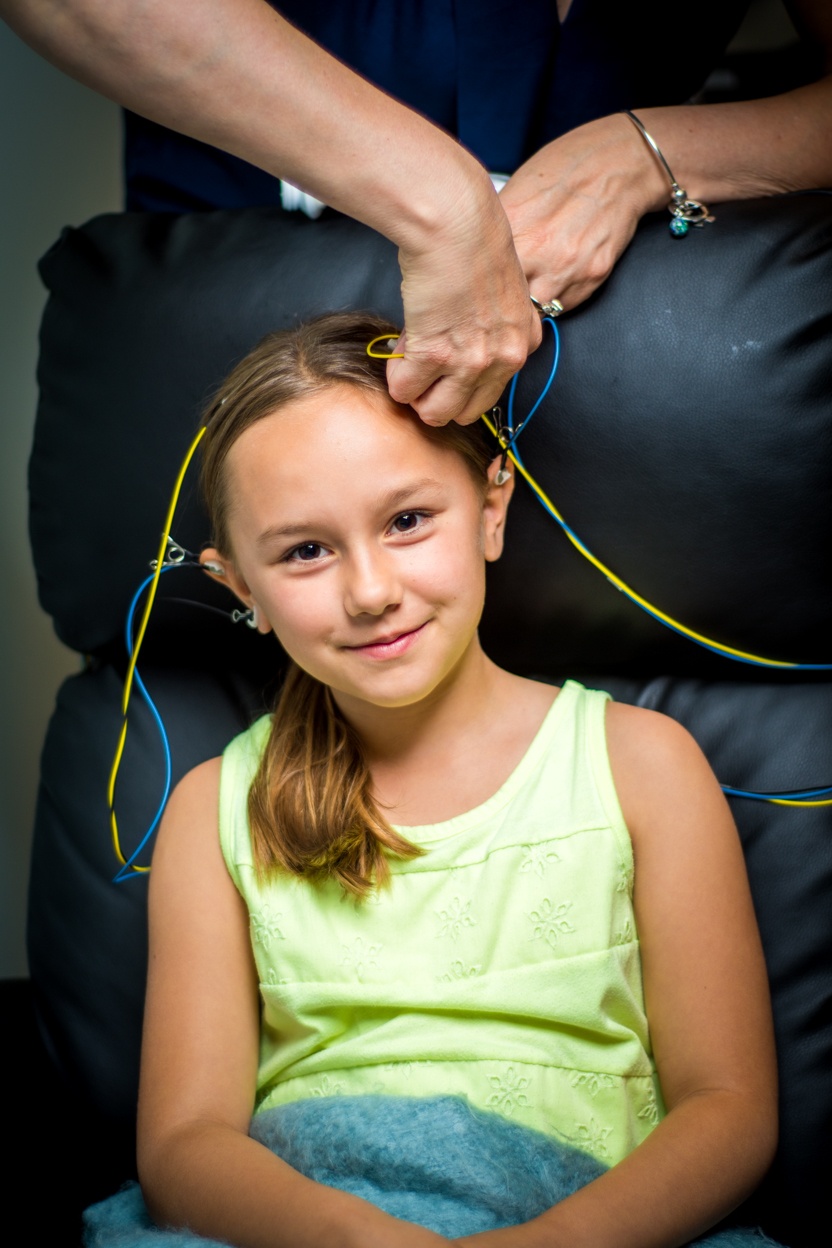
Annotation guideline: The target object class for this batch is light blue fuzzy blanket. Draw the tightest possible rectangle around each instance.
[83,1095,779,1247]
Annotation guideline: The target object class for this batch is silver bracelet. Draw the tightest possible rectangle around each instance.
[622,110,714,237]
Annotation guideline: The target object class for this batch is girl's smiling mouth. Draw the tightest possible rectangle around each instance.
[342,621,429,659]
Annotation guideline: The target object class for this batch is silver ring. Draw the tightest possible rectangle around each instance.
[530,295,564,318]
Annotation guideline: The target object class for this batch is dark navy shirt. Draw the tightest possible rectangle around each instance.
[124,0,751,212]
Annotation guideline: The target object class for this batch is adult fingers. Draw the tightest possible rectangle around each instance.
[502,115,665,315]
[386,188,542,425]
[387,324,539,427]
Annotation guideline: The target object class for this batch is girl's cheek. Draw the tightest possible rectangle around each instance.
[272,592,333,642]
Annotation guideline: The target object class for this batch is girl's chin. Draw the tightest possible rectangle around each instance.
[328,657,478,715]
[332,680,446,713]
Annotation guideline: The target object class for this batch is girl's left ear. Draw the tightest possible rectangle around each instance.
[198,547,273,635]
[482,454,515,563]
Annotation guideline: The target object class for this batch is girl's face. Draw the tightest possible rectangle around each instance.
[205,384,512,717]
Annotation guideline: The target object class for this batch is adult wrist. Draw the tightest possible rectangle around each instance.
[621,110,714,236]
[390,148,505,260]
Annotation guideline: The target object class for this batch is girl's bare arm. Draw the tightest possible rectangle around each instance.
[455,704,777,1248]
[138,759,451,1248]
[0,0,538,426]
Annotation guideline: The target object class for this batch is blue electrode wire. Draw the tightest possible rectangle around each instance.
[113,562,247,880]
[503,317,561,468]
[113,325,832,876]
[478,320,832,807]
[369,326,832,805]
[488,320,832,674]
[722,785,832,802]
[113,567,176,883]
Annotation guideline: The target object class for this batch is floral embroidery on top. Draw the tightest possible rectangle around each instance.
[310,1074,345,1097]
[250,904,285,949]
[637,1088,660,1126]
[341,937,382,981]
[569,1071,617,1098]
[573,1117,613,1159]
[528,898,575,949]
[437,960,482,983]
[613,919,633,946]
[263,968,291,987]
[486,1065,533,1116]
[616,861,634,896]
[435,897,476,942]
[384,1061,415,1077]
[520,844,561,878]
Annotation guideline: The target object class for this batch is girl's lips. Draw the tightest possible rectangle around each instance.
[344,622,428,659]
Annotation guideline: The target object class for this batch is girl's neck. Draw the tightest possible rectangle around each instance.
[333,640,557,827]
[333,635,501,762]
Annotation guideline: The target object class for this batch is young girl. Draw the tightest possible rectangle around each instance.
[135,312,777,1248]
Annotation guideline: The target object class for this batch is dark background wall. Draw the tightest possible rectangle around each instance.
[0,24,119,977]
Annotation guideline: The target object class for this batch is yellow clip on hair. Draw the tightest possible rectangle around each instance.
[366,334,405,359]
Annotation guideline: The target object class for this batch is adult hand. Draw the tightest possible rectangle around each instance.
[386,180,542,427]
[500,112,667,314]
[1,0,541,431]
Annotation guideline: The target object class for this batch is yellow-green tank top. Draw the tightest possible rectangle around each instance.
[219,680,665,1165]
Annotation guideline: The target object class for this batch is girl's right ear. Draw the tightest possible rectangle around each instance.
[199,548,273,636]
[199,549,225,581]
[199,547,252,606]
[199,547,229,586]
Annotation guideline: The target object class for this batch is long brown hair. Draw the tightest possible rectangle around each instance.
[201,312,495,896]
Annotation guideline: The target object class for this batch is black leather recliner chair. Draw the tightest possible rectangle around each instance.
[25,193,832,1247]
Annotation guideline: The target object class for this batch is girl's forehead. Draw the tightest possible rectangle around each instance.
[229,384,454,473]
[223,384,474,528]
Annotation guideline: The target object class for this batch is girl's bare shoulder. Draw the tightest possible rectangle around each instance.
[162,756,221,820]
[150,756,225,876]
[605,698,710,776]
[603,700,731,853]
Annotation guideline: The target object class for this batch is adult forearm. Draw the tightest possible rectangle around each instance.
[3,0,539,425]
[500,71,832,315]
[0,0,491,251]
[631,79,832,212]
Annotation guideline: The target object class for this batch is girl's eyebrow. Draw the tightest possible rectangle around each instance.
[255,477,445,548]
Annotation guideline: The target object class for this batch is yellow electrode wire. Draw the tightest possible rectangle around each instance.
[366,336,405,358]
[770,796,832,807]
[366,338,832,806]
[478,411,801,670]
[481,415,832,806]
[369,337,798,670]
[111,337,831,865]
[108,424,208,869]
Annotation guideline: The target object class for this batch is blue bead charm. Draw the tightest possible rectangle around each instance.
[669,217,690,237]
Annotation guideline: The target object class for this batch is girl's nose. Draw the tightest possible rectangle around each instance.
[343,548,402,617]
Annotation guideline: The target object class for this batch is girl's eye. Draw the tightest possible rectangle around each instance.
[285,542,326,563]
[391,511,427,535]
